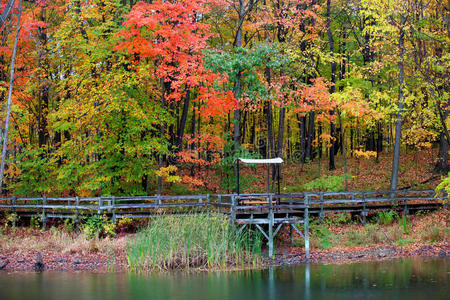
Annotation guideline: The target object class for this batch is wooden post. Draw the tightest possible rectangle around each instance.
[42,197,47,227]
[231,195,236,222]
[155,194,160,210]
[236,159,240,195]
[218,195,222,213]
[268,194,274,259]
[403,191,409,215]
[98,197,102,215]
[75,196,79,222]
[12,196,16,215]
[289,193,294,243]
[361,192,367,226]
[112,196,116,222]
[304,194,310,260]
[319,192,324,223]
[277,164,281,196]
[206,194,210,213]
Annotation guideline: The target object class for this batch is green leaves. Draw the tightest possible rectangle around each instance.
[203,43,286,100]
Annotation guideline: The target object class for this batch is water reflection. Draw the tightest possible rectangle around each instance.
[0,257,447,300]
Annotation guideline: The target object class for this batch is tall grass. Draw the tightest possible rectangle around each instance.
[127,213,262,272]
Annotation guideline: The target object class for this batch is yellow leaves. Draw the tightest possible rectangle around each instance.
[403,126,438,150]
[352,150,377,160]
[155,165,181,183]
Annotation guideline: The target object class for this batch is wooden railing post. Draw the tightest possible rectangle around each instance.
[231,195,236,222]
[42,196,47,227]
[403,191,409,215]
[304,194,310,260]
[218,195,222,213]
[155,194,160,210]
[361,192,367,226]
[75,196,79,222]
[112,196,116,222]
[12,196,16,215]
[268,194,274,258]
[98,197,102,215]
[319,192,324,223]
[206,194,210,213]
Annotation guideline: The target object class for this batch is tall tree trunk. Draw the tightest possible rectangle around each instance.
[435,101,449,173]
[250,113,256,148]
[390,15,406,191]
[241,110,247,144]
[232,0,246,193]
[298,114,306,162]
[306,110,314,161]
[37,7,49,148]
[274,106,285,187]
[157,78,166,195]
[277,110,286,151]
[376,122,383,162]
[176,87,190,150]
[318,122,323,159]
[0,0,22,192]
[265,68,275,158]
[326,0,336,170]
[435,131,449,173]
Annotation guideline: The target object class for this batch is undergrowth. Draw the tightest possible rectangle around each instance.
[304,210,448,250]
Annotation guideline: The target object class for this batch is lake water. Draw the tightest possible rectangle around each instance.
[0,257,447,300]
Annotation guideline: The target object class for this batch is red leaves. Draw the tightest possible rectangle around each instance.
[116,0,237,118]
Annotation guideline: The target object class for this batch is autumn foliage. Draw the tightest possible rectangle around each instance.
[0,0,446,196]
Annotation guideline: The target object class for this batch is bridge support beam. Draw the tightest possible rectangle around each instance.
[304,196,310,260]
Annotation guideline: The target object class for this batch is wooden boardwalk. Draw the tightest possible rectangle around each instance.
[0,189,446,258]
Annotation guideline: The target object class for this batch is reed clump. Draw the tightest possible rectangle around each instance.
[127,213,262,272]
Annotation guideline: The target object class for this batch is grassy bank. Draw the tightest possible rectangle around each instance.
[127,214,263,272]
[282,209,448,251]
[0,209,446,272]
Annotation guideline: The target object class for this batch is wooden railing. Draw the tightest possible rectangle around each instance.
[0,189,445,222]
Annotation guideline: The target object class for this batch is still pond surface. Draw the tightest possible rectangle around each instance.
[0,257,448,300]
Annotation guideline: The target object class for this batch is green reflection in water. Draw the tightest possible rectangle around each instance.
[0,257,447,300]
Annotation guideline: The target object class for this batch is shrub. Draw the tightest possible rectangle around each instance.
[4,213,19,229]
[82,215,115,239]
[310,223,332,249]
[303,174,351,192]
[62,218,77,233]
[30,216,41,230]
[400,214,411,235]
[377,210,398,225]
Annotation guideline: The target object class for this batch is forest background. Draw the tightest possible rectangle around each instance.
[0,0,448,197]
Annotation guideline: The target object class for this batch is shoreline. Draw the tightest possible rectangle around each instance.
[271,243,448,266]
[0,243,447,273]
